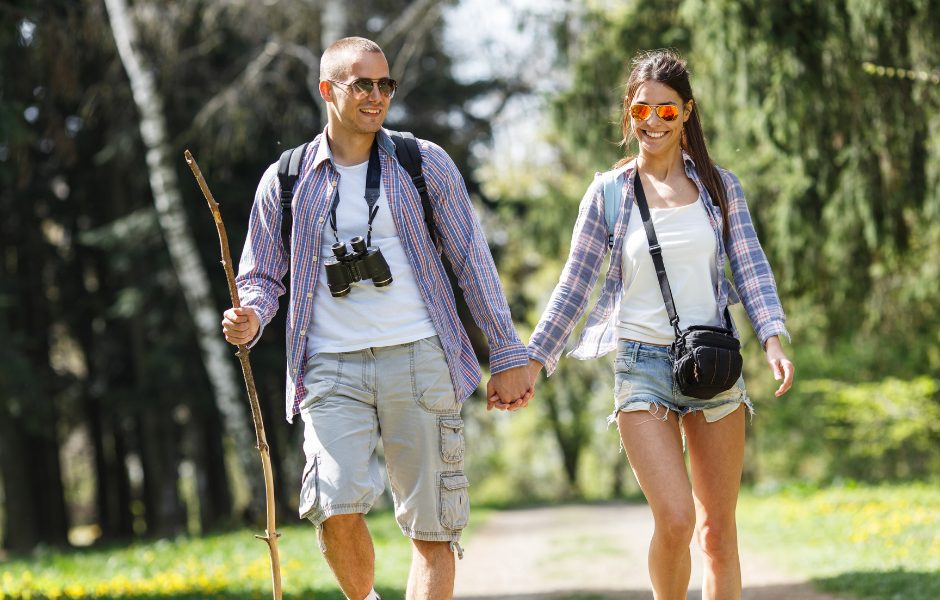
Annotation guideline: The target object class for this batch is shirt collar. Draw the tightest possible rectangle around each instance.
[312,126,396,169]
[681,150,698,178]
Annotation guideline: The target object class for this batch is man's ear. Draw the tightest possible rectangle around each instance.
[319,80,333,102]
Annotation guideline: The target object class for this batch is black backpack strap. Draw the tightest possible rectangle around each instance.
[276,142,309,258]
[388,130,441,249]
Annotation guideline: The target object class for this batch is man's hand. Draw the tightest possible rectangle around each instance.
[222,307,260,346]
[764,336,794,397]
[486,359,543,411]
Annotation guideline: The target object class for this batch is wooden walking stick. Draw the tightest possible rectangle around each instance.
[184,150,283,600]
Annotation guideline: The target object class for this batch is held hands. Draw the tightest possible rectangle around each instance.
[221,307,260,346]
[486,359,543,412]
[764,336,795,397]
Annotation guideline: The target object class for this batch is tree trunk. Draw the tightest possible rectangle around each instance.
[321,0,347,46]
[0,215,70,551]
[103,0,258,510]
[543,391,583,497]
[192,405,233,531]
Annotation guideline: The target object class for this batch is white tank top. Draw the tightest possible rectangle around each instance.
[306,159,436,355]
[617,199,722,345]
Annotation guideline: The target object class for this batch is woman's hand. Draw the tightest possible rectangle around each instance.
[764,336,794,397]
[487,359,544,411]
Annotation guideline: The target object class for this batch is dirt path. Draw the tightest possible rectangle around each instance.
[453,503,843,600]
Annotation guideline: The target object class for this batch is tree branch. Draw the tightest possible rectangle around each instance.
[190,39,282,132]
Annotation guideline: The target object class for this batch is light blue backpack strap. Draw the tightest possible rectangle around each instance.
[600,164,631,249]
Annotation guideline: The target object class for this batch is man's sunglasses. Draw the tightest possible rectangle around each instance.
[630,103,681,122]
[329,77,398,98]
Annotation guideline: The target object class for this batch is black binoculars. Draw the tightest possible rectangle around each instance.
[323,236,393,297]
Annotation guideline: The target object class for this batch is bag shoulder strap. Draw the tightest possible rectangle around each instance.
[387,130,441,249]
[276,142,309,257]
[633,172,682,336]
[599,164,631,249]
[634,173,734,335]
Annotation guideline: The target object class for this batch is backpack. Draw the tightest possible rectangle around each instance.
[598,164,631,250]
[275,130,439,258]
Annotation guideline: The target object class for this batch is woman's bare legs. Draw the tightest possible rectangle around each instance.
[683,405,747,600]
[618,408,695,600]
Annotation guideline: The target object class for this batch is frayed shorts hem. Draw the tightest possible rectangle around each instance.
[607,396,754,426]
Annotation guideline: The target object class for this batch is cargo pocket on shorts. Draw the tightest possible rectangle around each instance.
[439,416,465,464]
[439,472,470,530]
[299,353,343,412]
[298,453,321,520]
[413,337,459,414]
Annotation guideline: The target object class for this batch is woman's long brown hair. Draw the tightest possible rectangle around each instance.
[615,50,729,238]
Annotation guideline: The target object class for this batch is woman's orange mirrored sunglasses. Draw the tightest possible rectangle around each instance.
[630,103,680,122]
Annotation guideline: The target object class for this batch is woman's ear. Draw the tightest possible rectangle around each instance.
[683,99,694,122]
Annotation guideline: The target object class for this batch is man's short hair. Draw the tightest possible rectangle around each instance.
[320,37,385,81]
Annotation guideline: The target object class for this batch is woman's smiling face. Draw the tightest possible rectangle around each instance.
[630,80,692,157]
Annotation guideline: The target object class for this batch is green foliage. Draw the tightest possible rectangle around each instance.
[683,0,940,345]
[0,512,411,598]
[755,374,940,482]
[738,483,940,599]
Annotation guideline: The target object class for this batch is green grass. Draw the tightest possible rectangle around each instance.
[0,510,415,599]
[5,486,938,599]
[738,482,940,600]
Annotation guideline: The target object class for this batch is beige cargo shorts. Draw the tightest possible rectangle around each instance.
[298,335,469,545]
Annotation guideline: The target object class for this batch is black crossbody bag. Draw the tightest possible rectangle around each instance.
[633,173,743,399]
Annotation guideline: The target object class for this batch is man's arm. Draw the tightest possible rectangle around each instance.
[222,163,288,347]
[420,141,531,402]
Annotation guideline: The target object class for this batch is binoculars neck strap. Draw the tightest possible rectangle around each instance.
[329,140,383,246]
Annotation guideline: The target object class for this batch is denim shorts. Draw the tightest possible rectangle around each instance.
[298,335,468,544]
[608,338,752,424]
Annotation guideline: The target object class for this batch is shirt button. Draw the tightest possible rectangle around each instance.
[312,256,318,263]
[318,217,324,223]
[306,292,313,298]
[300,329,306,336]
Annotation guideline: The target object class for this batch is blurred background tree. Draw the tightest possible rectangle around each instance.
[1,0,938,554]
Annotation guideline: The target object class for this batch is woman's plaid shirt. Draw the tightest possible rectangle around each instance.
[528,153,789,376]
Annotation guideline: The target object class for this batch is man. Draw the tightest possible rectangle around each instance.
[221,37,532,600]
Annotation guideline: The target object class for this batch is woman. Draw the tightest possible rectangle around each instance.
[518,50,794,599]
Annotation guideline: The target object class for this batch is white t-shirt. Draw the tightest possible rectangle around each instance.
[306,160,436,355]
[617,199,722,345]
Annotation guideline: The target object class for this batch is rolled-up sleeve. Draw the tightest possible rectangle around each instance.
[528,178,609,375]
[721,169,790,349]
[235,163,288,343]
[422,142,528,373]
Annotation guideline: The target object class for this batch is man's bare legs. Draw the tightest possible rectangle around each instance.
[321,514,375,599]
[321,514,455,600]
[407,539,455,599]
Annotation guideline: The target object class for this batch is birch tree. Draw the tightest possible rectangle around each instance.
[103,0,259,502]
